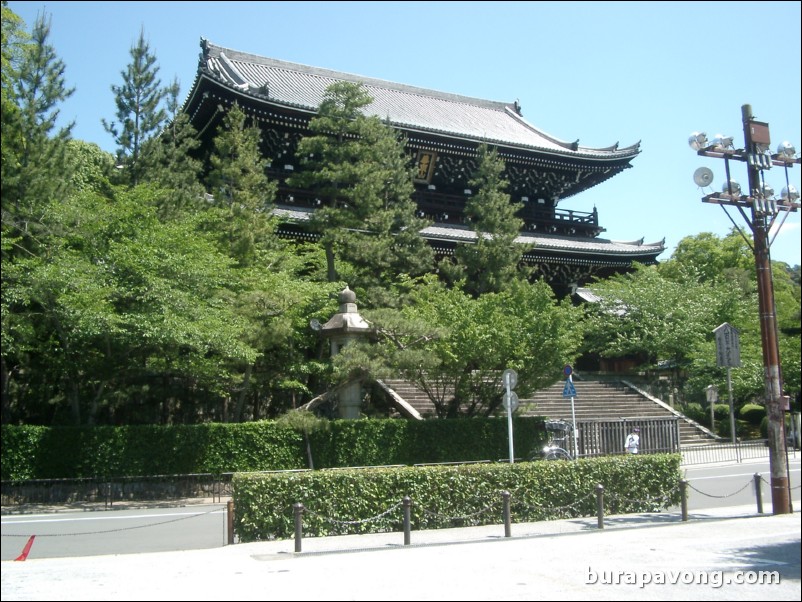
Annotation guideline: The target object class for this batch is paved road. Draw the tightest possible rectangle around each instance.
[3,456,798,561]
[0,504,228,560]
[2,457,800,600]
[2,504,800,601]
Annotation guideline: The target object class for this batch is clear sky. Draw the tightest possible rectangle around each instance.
[9,1,802,266]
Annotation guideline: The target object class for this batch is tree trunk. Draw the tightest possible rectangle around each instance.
[304,429,314,470]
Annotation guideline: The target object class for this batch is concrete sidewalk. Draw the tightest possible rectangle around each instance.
[2,504,799,601]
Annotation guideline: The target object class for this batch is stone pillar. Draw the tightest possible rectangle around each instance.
[320,286,373,419]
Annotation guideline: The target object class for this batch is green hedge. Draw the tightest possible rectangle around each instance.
[738,403,766,426]
[1,417,546,481]
[232,454,682,541]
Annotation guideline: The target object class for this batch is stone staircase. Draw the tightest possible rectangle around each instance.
[379,379,438,418]
[518,379,717,446]
[379,378,717,446]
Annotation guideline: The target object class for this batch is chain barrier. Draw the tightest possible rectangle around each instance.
[756,474,802,492]
[297,471,782,531]
[7,474,793,547]
[1,504,224,538]
[303,500,403,526]
[606,483,681,506]
[509,489,597,516]
[686,479,751,499]
[420,500,497,521]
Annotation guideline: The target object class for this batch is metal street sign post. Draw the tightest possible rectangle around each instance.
[562,365,579,459]
[714,323,741,459]
[502,369,518,463]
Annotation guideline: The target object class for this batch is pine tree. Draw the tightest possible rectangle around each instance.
[140,77,205,218]
[102,27,167,187]
[441,144,528,296]
[289,81,433,304]
[1,9,74,259]
[205,102,278,266]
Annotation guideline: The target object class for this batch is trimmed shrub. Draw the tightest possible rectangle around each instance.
[1,417,546,481]
[738,403,766,426]
[232,454,682,541]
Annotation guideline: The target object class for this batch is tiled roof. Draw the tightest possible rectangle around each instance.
[273,205,665,259]
[197,39,639,162]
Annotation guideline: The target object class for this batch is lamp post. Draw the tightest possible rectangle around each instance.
[689,104,800,515]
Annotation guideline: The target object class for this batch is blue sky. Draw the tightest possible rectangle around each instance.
[9,1,801,266]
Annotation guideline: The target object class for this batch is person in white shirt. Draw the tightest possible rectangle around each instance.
[625,427,640,454]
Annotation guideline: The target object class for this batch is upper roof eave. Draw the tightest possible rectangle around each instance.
[273,205,665,258]
[191,39,640,162]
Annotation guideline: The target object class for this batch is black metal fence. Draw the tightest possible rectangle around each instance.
[679,439,771,465]
[4,422,789,507]
[574,417,681,457]
[1,473,234,508]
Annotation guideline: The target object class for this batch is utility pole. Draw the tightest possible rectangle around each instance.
[690,104,800,514]
[741,105,788,514]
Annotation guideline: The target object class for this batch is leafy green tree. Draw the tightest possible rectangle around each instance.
[65,139,116,196]
[581,229,800,408]
[289,81,433,305]
[276,407,329,469]
[139,77,205,219]
[203,102,342,421]
[581,264,740,369]
[1,8,74,259]
[205,102,279,267]
[223,258,340,422]
[440,144,528,296]
[102,27,167,186]
[3,184,260,426]
[1,2,26,212]
[659,230,753,285]
[334,276,582,417]
[659,231,800,402]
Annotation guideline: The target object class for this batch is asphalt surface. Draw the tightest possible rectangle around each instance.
[2,455,800,601]
[2,502,800,601]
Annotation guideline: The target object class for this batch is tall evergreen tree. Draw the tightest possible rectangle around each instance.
[289,81,433,305]
[1,2,26,212]
[1,9,74,258]
[102,27,167,187]
[440,144,528,296]
[140,77,205,218]
[205,102,278,267]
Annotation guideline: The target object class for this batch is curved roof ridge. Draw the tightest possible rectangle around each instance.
[203,39,510,111]
[503,108,642,155]
[217,51,250,91]
[197,38,639,159]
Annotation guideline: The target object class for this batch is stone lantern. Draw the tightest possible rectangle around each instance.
[319,286,373,418]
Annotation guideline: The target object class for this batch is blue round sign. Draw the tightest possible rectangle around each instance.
[563,364,573,377]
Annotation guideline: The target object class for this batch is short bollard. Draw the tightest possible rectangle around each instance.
[680,479,688,521]
[595,484,604,529]
[502,490,511,538]
[754,473,763,514]
[227,499,235,544]
[402,496,412,546]
[293,502,304,553]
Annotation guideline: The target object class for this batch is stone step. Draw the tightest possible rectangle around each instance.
[380,378,717,446]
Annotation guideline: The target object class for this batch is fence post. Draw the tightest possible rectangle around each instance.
[403,496,412,546]
[293,502,304,553]
[753,473,763,514]
[595,484,604,529]
[227,499,235,545]
[502,491,511,538]
[680,479,688,521]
